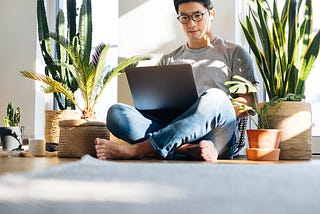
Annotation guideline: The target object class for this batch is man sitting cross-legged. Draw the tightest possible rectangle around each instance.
[95,0,258,162]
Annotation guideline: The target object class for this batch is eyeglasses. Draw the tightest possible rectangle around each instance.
[177,11,207,24]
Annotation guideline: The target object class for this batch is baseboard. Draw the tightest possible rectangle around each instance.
[312,136,320,154]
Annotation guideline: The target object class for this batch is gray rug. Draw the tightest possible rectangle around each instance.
[0,155,319,214]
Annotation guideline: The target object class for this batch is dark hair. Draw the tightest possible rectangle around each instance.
[173,0,214,14]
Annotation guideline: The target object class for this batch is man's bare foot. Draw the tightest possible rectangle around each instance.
[95,138,135,160]
[176,140,218,162]
[95,138,156,160]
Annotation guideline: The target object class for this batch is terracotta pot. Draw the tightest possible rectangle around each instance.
[247,129,281,149]
[246,148,281,161]
[246,129,281,161]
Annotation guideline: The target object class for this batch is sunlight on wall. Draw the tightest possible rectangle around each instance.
[118,0,239,62]
[90,0,119,121]
[119,0,180,63]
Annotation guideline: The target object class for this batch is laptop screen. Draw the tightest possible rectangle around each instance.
[125,64,199,123]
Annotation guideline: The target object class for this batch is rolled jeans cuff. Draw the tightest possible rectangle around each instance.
[147,134,169,158]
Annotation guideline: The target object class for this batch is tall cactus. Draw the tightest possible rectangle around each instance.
[78,0,92,66]
[37,0,91,110]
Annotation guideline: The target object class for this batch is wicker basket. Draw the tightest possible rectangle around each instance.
[58,119,110,158]
[259,101,312,160]
[45,110,82,144]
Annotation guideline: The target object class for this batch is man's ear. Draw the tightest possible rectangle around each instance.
[209,8,216,20]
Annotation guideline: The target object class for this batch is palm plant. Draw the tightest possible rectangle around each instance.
[240,0,320,101]
[22,0,151,119]
[21,39,150,119]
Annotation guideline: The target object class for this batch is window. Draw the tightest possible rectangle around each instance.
[305,1,320,136]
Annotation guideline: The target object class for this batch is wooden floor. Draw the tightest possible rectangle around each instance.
[1,150,320,176]
[0,155,79,176]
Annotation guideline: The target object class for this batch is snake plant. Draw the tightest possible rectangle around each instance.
[240,0,320,102]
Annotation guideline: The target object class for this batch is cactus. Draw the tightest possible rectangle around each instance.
[37,0,81,110]
[3,102,20,127]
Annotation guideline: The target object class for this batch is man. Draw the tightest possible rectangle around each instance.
[95,0,259,162]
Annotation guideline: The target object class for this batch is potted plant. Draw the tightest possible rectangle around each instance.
[239,0,320,159]
[0,102,23,151]
[225,75,281,161]
[21,0,151,157]
[37,0,84,148]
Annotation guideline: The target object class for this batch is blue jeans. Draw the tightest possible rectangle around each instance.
[106,88,237,159]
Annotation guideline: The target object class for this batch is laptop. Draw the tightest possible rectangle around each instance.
[125,64,199,123]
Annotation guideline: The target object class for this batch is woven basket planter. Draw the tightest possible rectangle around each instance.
[45,110,82,144]
[58,119,110,158]
[259,101,312,160]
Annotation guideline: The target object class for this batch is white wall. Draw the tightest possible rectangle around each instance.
[0,0,41,139]
[0,0,119,140]
[119,0,238,58]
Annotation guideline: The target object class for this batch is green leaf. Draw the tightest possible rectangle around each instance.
[287,0,297,64]
[239,18,262,66]
[93,44,110,85]
[224,75,258,94]
[296,30,320,94]
[20,71,80,111]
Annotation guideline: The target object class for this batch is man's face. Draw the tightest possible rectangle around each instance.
[177,2,213,43]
